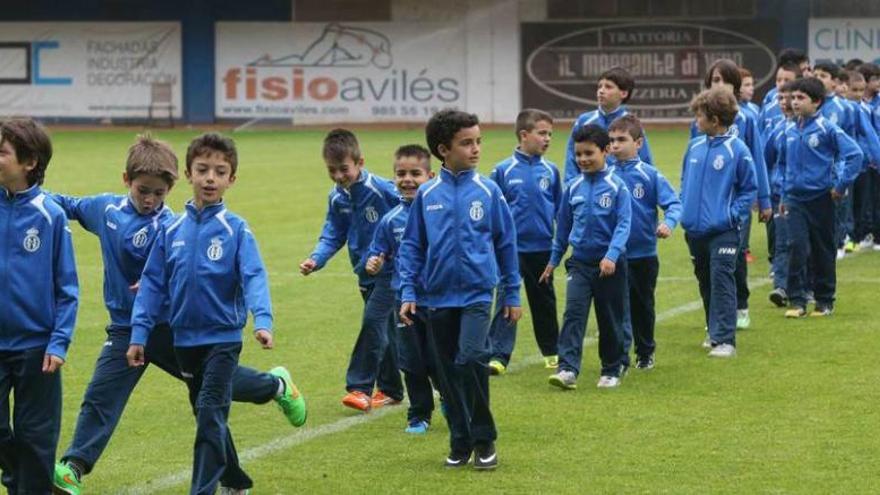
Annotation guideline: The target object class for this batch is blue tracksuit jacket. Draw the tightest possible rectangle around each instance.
[764,117,792,196]
[398,166,521,308]
[777,115,864,202]
[130,201,272,347]
[367,199,411,294]
[609,158,681,259]
[489,149,562,253]
[679,133,758,238]
[309,169,399,283]
[0,185,78,359]
[50,194,174,329]
[759,97,785,137]
[550,166,631,266]
[564,106,654,181]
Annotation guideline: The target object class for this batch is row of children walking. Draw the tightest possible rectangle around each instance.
[1,124,307,495]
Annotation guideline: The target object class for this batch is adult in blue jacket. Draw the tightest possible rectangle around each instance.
[0,119,78,495]
[398,110,521,470]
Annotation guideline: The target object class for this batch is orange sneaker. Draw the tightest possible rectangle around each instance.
[342,391,372,412]
[371,391,402,409]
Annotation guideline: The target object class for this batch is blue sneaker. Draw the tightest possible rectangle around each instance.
[405,419,430,434]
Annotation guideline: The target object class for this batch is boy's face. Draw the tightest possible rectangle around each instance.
[710,69,735,94]
[574,140,606,173]
[519,120,552,156]
[325,156,363,189]
[439,125,481,171]
[186,151,236,207]
[800,62,813,77]
[813,69,836,93]
[608,130,642,161]
[125,173,171,215]
[394,157,432,200]
[695,110,722,135]
[0,139,35,192]
[848,79,866,101]
[835,81,848,97]
[780,91,794,117]
[791,90,819,117]
[741,76,755,102]
[867,76,880,97]
[597,79,626,110]
[775,68,797,91]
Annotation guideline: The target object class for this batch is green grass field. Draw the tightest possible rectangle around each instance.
[44,126,879,494]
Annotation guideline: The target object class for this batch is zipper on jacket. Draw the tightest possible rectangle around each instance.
[188,210,201,328]
[453,174,462,299]
[697,143,710,232]
[0,201,10,336]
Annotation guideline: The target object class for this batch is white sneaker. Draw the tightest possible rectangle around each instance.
[708,343,736,358]
[836,248,845,260]
[874,243,880,252]
[859,237,874,249]
[548,370,577,390]
[596,375,620,388]
[701,330,714,349]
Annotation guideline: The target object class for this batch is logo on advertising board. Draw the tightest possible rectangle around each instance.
[217,22,465,122]
[0,41,71,86]
[522,22,778,119]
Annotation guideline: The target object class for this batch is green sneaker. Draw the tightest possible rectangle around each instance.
[543,355,559,369]
[487,359,506,376]
[269,366,307,427]
[53,462,82,495]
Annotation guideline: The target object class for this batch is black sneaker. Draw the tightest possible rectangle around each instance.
[769,288,788,308]
[444,450,471,468]
[635,355,655,370]
[473,443,497,471]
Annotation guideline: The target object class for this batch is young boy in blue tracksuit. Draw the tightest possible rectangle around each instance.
[854,63,880,250]
[608,115,681,369]
[564,67,654,181]
[545,124,632,390]
[398,110,521,470]
[127,133,276,495]
[765,85,796,307]
[846,68,880,249]
[365,145,436,434]
[0,118,78,495]
[50,135,305,495]
[778,78,863,318]
[693,59,772,330]
[486,109,561,374]
[299,129,403,412]
[681,88,757,358]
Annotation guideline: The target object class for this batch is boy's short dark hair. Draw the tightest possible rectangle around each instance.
[845,70,865,83]
[813,61,841,79]
[778,62,803,78]
[323,128,362,164]
[844,58,864,71]
[789,77,826,103]
[394,144,431,170]
[571,124,610,150]
[856,63,880,81]
[738,67,753,79]
[186,133,238,174]
[0,118,52,187]
[607,114,643,140]
[598,67,635,103]
[425,109,479,161]
[690,87,739,128]
[778,48,809,66]
[780,80,798,93]
[837,71,851,84]
[127,133,179,187]
[704,59,742,99]
[515,109,553,139]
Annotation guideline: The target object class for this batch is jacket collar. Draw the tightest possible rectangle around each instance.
[440,165,476,181]
[1,183,41,203]
[185,199,225,218]
[598,105,626,121]
[512,148,544,165]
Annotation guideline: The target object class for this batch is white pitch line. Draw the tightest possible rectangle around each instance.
[125,275,773,493]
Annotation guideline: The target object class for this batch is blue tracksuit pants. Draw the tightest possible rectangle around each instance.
[395,301,437,423]
[686,229,739,346]
[346,275,403,400]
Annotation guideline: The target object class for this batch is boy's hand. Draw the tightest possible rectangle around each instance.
[538,264,555,284]
[656,223,672,238]
[599,258,616,277]
[129,280,140,292]
[399,302,417,326]
[255,329,274,349]
[299,258,317,276]
[365,254,385,275]
[127,345,146,367]
[42,354,64,374]
[759,207,773,223]
[503,306,522,322]
[830,189,843,201]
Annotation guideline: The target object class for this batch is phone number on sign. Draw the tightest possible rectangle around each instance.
[371,106,453,117]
